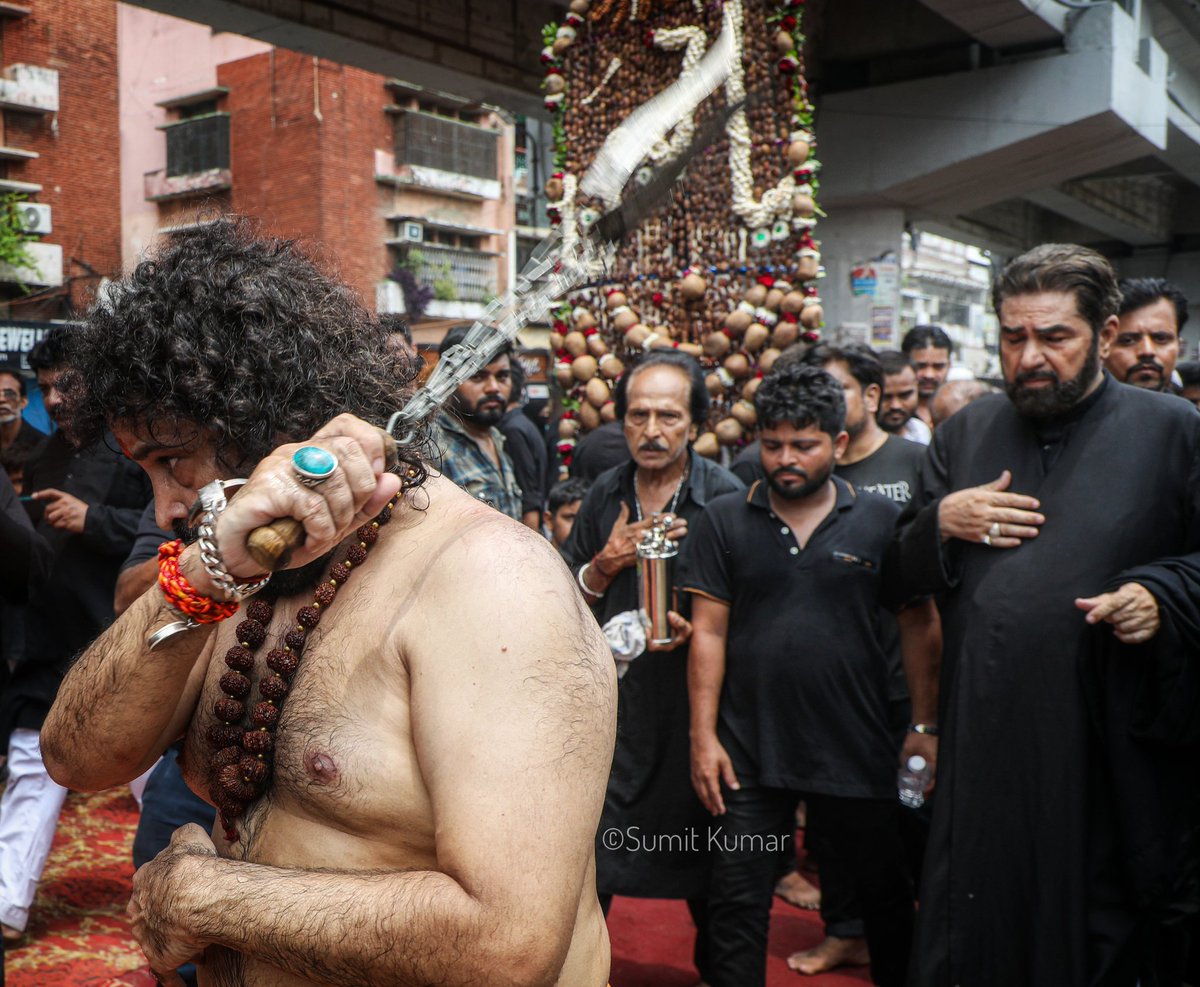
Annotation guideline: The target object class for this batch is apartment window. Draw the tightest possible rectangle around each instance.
[165,99,230,177]
[394,110,498,180]
[392,231,496,304]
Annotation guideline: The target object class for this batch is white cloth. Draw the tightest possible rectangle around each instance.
[129,759,159,809]
[901,416,933,446]
[603,610,647,679]
[0,728,68,931]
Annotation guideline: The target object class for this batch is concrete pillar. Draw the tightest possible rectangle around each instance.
[818,206,905,350]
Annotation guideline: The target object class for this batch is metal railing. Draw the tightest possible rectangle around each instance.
[396,244,497,303]
[165,113,230,177]
[394,110,498,180]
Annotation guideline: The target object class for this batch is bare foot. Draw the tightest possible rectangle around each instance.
[786,936,870,975]
[774,869,821,910]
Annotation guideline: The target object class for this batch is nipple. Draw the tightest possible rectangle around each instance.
[304,750,340,784]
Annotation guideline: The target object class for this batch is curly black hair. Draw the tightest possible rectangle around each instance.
[65,219,428,481]
[754,361,846,436]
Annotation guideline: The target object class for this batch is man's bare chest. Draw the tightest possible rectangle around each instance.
[181,595,433,858]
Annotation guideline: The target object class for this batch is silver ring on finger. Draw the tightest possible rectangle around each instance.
[988,522,1001,539]
[981,533,992,546]
[292,446,339,488]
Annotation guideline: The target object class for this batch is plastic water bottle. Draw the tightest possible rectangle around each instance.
[898,755,931,808]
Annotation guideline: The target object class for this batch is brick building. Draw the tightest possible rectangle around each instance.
[123,6,518,343]
[0,0,121,366]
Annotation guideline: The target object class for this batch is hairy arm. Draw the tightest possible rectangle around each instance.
[42,545,217,791]
[687,594,738,816]
[46,414,399,793]
[142,523,617,987]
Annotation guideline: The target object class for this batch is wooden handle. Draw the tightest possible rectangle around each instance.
[246,518,305,572]
[244,430,401,573]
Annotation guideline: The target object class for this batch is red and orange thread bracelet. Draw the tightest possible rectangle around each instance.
[158,539,240,624]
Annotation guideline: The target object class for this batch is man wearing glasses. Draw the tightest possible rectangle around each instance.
[0,366,44,489]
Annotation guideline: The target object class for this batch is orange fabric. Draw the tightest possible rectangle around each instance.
[157,539,239,623]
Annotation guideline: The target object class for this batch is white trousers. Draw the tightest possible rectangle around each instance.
[0,728,67,931]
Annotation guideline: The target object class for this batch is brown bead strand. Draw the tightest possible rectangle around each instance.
[206,500,397,842]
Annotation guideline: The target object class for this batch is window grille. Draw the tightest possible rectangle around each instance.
[394,111,497,180]
[166,113,230,177]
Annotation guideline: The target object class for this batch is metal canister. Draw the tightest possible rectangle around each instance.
[636,515,679,647]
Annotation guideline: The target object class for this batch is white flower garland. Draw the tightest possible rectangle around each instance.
[724,0,794,230]
[646,27,708,164]
[582,57,623,106]
[560,172,581,254]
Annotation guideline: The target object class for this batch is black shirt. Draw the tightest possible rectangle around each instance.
[684,476,903,798]
[499,407,548,516]
[123,500,171,570]
[570,420,631,482]
[4,431,151,734]
[834,434,927,702]
[835,435,925,507]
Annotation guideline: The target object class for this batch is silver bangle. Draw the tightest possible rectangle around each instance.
[577,561,605,599]
[148,618,201,651]
[188,478,271,603]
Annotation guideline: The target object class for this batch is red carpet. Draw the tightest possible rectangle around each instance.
[5,791,870,986]
[4,789,149,986]
[607,894,871,987]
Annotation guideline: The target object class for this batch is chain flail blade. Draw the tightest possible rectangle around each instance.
[386,10,739,446]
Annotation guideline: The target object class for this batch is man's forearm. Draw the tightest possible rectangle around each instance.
[688,629,727,738]
[897,600,941,724]
[42,557,215,791]
[183,856,566,987]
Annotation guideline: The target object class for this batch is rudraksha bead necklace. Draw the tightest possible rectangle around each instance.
[206,499,396,842]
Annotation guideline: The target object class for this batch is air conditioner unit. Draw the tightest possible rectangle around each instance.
[18,203,50,235]
[399,221,423,243]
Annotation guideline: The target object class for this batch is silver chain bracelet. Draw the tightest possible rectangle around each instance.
[188,478,272,602]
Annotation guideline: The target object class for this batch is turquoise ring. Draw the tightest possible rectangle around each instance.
[292,445,338,487]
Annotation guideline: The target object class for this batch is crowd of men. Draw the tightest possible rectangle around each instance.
[0,221,1197,987]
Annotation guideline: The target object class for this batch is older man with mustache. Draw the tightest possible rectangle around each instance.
[564,349,743,985]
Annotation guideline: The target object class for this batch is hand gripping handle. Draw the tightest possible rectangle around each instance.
[244,429,400,572]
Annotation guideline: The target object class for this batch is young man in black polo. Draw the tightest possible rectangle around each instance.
[685,362,937,987]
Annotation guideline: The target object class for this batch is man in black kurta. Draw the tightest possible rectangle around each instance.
[562,351,742,984]
[895,243,1200,987]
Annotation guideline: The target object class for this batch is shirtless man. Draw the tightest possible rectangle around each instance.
[39,221,616,987]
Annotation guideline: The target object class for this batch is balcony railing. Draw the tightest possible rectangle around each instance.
[393,110,498,181]
[163,113,230,177]
[394,243,497,304]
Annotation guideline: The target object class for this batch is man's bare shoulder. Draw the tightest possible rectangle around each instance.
[377,476,612,672]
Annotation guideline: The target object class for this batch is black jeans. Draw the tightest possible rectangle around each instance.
[706,786,913,987]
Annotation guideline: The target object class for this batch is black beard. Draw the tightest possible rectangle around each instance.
[768,463,832,501]
[171,520,333,596]
[466,404,504,427]
[1124,362,1166,390]
[269,549,337,597]
[1005,338,1100,420]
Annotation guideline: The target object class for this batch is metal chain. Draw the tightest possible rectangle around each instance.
[384,10,736,447]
